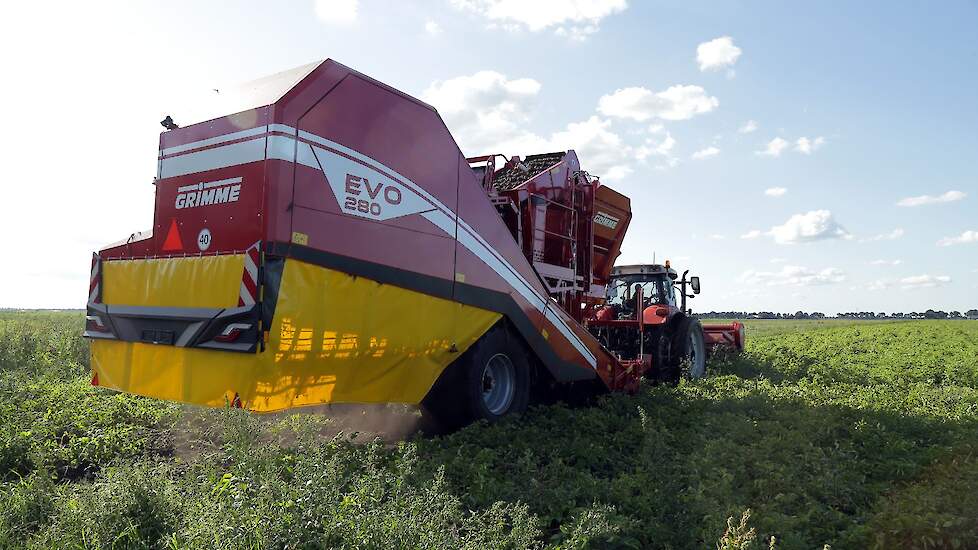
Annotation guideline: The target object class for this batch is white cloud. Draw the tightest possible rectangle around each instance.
[691,146,720,160]
[635,132,678,169]
[757,137,789,157]
[598,85,718,122]
[547,116,634,179]
[426,70,706,180]
[769,258,787,264]
[870,275,951,290]
[768,210,851,244]
[554,25,602,40]
[654,159,679,171]
[866,280,891,291]
[696,36,742,72]
[424,19,442,35]
[896,190,966,207]
[450,0,627,37]
[654,133,676,155]
[740,229,762,239]
[422,70,544,154]
[900,274,952,288]
[860,228,905,242]
[739,265,846,287]
[764,187,787,197]
[869,259,903,266]
[314,0,358,24]
[794,136,825,154]
[708,234,727,240]
[937,230,978,247]
[424,71,635,179]
[647,123,664,134]
[738,119,758,134]
[757,135,825,157]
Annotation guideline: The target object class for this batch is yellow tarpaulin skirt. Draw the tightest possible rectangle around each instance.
[102,254,245,308]
[91,256,500,411]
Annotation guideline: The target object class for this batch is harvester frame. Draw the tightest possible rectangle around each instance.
[83,59,745,427]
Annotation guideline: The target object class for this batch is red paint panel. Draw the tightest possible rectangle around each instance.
[294,74,461,212]
[291,207,455,283]
[151,161,266,255]
[287,68,466,286]
[263,158,296,245]
[159,107,272,150]
[274,62,356,125]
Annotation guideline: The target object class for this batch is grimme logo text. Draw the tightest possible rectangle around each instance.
[593,212,620,230]
[175,177,242,209]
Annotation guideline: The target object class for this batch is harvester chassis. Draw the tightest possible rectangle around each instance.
[82,58,744,428]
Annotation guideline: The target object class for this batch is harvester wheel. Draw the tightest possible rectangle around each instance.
[672,317,707,380]
[422,326,530,430]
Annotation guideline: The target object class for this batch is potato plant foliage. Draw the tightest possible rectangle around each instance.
[1,312,977,549]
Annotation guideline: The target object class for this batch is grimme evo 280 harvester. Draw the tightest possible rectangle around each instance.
[84,59,744,425]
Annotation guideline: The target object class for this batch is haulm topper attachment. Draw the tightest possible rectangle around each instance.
[84,60,744,426]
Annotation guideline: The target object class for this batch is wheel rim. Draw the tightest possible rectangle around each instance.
[687,330,706,378]
[482,353,516,415]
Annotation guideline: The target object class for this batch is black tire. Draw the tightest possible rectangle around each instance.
[421,326,531,430]
[646,327,672,383]
[671,317,707,380]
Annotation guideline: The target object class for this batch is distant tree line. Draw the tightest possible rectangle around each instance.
[698,309,978,320]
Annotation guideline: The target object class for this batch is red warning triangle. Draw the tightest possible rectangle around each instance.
[162,218,183,251]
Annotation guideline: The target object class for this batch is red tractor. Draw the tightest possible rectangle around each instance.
[586,262,745,383]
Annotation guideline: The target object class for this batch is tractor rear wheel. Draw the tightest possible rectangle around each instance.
[422,326,530,430]
[672,317,707,379]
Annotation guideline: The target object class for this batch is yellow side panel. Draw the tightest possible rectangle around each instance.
[91,259,501,411]
[102,254,245,308]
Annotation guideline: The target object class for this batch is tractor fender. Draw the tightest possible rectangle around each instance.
[662,311,688,337]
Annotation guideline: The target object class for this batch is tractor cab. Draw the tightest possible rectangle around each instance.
[608,265,677,316]
[603,262,700,321]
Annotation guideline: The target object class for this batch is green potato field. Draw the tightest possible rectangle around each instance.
[1,311,976,549]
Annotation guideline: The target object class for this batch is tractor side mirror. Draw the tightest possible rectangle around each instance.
[689,276,701,294]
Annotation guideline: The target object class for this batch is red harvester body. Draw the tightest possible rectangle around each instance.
[84,59,744,424]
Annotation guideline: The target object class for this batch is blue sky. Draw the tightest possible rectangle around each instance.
[1,0,975,313]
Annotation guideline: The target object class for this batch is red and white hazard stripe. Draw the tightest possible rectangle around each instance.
[89,253,102,304]
[238,242,260,307]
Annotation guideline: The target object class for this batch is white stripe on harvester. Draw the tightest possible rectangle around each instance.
[238,284,255,306]
[545,304,597,366]
[238,243,260,307]
[267,135,298,163]
[160,140,265,179]
[243,253,258,285]
[267,124,296,136]
[88,255,101,304]
[161,126,269,157]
